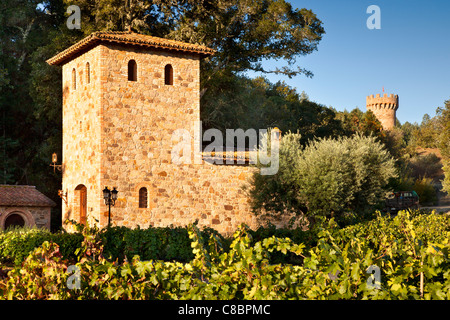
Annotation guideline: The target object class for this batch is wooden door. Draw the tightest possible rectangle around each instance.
[80,186,87,225]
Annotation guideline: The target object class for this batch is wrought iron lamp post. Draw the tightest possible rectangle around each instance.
[103,186,118,228]
[50,153,68,204]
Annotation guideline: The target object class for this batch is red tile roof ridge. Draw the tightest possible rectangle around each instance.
[47,30,215,66]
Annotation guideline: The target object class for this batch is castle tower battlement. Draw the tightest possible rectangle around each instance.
[366,93,399,130]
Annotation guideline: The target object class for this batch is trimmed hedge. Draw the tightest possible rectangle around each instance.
[0,228,83,265]
[100,225,215,263]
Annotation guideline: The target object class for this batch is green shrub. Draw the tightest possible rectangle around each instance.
[100,225,194,262]
[50,231,84,262]
[408,153,443,180]
[101,224,229,263]
[0,227,51,265]
[249,132,397,222]
[413,177,438,205]
[0,227,83,266]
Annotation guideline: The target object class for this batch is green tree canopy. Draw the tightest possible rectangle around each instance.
[201,75,343,141]
[68,0,325,78]
[335,108,384,140]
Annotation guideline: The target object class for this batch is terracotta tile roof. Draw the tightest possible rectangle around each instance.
[0,185,56,207]
[46,30,216,66]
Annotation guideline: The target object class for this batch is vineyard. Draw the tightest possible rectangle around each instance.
[0,210,449,299]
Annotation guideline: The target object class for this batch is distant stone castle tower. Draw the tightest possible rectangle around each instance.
[366,93,399,130]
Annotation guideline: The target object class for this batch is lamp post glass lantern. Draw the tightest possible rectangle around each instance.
[50,152,62,172]
[111,187,118,201]
[103,186,118,228]
[272,127,282,140]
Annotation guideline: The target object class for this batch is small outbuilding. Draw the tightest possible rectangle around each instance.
[0,185,55,230]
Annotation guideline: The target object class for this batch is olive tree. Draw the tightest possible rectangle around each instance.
[248,133,397,223]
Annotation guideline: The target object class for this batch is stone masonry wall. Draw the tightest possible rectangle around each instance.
[366,106,396,131]
[98,43,261,234]
[62,45,103,229]
[0,206,51,230]
[62,43,264,235]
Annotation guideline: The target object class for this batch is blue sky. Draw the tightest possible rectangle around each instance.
[254,0,450,125]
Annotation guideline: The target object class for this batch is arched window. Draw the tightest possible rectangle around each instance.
[139,187,148,208]
[164,64,173,85]
[85,62,90,84]
[128,59,137,81]
[75,184,87,225]
[72,68,76,90]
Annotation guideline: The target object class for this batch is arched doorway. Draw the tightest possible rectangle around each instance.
[4,213,25,229]
[74,184,87,225]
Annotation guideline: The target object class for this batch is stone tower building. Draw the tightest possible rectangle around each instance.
[366,93,399,130]
[46,31,265,234]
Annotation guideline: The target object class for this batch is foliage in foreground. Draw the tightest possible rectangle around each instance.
[0,211,449,300]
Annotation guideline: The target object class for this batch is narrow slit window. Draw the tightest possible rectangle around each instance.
[139,187,148,208]
[128,59,137,81]
[86,62,90,84]
[72,68,76,90]
[164,64,173,85]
